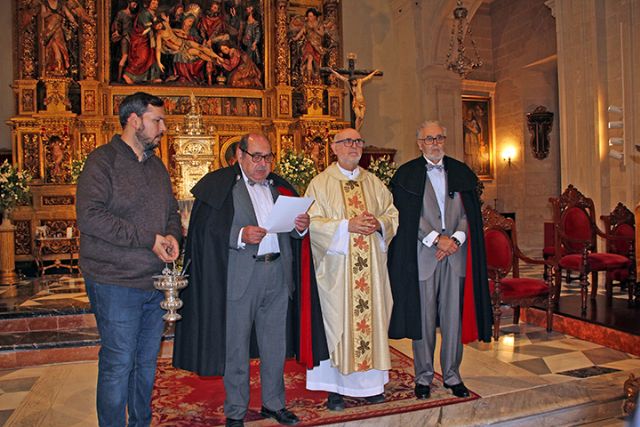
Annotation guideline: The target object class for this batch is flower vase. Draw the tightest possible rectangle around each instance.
[0,210,20,288]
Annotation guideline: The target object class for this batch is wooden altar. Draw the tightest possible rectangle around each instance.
[8,0,350,262]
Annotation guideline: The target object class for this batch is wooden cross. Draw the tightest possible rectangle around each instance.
[321,53,383,129]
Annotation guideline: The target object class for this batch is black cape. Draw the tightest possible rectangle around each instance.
[172,164,329,376]
[387,155,492,343]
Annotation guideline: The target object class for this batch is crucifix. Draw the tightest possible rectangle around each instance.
[321,53,383,131]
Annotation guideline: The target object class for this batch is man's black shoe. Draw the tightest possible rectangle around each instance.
[443,382,470,398]
[225,418,244,427]
[326,392,345,411]
[364,393,385,404]
[260,406,300,425]
[414,383,431,399]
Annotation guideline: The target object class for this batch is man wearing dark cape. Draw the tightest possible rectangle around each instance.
[388,120,492,400]
[173,134,328,426]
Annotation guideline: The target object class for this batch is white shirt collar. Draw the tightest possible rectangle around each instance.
[239,164,268,186]
[337,163,360,179]
[424,156,444,166]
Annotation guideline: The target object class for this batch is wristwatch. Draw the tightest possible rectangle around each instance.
[451,236,461,247]
[433,234,441,247]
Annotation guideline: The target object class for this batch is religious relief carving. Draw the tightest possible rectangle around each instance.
[43,78,72,113]
[279,94,291,116]
[23,0,92,79]
[21,133,42,180]
[23,89,36,114]
[280,134,294,152]
[42,195,75,205]
[83,90,97,113]
[45,134,72,184]
[526,105,554,160]
[288,6,336,86]
[41,219,76,238]
[302,85,324,116]
[112,94,262,118]
[109,0,264,88]
[301,123,332,172]
[14,220,32,256]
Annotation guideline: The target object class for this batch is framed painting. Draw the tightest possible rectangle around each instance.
[462,95,493,180]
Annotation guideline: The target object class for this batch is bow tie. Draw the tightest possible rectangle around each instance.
[426,163,444,172]
[247,178,270,187]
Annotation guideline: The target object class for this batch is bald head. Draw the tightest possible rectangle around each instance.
[331,128,364,171]
[237,133,273,183]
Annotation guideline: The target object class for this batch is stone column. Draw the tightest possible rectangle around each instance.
[552,0,608,212]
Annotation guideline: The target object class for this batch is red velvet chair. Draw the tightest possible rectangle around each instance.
[482,206,554,340]
[600,202,636,305]
[549,185,632,314]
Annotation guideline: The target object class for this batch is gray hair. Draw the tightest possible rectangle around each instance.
[416,120,447,138]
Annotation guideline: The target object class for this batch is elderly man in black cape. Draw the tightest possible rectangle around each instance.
[173,133,328,427]
[387,120,492,400]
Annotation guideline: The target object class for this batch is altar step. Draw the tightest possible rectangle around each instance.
[421,369,632,427]
[0,312,174,370]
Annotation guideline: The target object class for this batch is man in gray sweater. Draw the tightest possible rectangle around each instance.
[76,92,181,427]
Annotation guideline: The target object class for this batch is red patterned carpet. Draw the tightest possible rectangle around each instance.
[151,348,479,426]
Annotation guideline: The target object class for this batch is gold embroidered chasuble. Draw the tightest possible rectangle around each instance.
[305,163,399,375]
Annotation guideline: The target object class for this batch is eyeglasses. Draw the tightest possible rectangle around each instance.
[418,135,446,144]
[334,138,365,147]
[240,147,275,163]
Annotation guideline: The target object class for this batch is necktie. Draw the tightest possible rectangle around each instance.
[426,163,444,172]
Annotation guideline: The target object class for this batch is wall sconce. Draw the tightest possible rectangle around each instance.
[502,146,517,167]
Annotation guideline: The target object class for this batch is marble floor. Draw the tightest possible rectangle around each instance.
[1,321,637,426]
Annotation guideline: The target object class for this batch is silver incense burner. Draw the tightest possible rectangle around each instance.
[153,262,188,322]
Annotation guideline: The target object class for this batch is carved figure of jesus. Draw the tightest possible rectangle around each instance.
[329,68,379,131]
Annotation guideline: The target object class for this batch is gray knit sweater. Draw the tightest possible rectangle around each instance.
[76,135,182,290]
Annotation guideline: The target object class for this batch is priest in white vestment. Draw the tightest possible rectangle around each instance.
[304,128,399,411]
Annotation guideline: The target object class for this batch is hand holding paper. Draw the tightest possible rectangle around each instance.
[264,196,314,233]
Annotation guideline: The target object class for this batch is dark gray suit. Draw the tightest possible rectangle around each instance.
[413,172,468,387]
[224,178,299,419]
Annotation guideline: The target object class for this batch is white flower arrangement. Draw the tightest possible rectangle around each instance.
[0,160,31,214]
[367,155,397,188]
[275,150,317,194]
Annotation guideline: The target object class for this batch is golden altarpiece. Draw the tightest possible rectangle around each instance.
[8,0,349,263]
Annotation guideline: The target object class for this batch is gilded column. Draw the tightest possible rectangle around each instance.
[274,0,293,120]
[80,0,98,80]
[17,0,37,80]
[323,0,340,86]
[275,0,290,85]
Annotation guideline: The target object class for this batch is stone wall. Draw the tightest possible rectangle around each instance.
[489,0,560,251]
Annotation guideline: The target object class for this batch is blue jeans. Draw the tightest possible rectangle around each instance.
[85,279,165,427]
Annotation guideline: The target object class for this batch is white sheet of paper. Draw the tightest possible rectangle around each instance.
[264,196,314,233]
